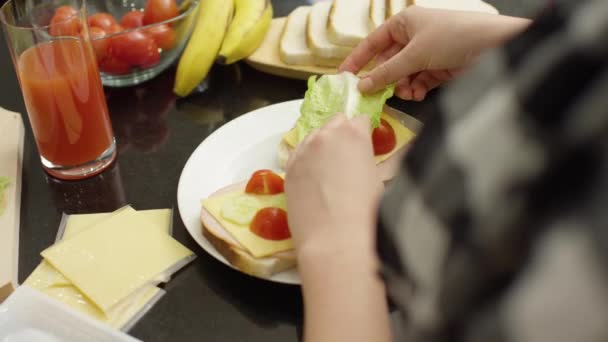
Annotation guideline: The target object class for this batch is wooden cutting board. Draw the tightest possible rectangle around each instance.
[0,107,24,303]
[245,18,338,81]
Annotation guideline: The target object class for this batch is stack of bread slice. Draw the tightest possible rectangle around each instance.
[279,0,498,69]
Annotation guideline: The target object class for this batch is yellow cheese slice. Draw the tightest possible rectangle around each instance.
[41,207,193,313]
[203,192,293,258]
[25,208,173,328]
[283,112,415,163]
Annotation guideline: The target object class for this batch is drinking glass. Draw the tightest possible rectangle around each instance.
[1,0,116,180]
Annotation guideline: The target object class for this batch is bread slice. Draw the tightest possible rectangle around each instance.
[307,1,352,64]
[369,0,387,30]
[201,182,296,279]
[279,6,315,66]
[388,0,408,17]
[328,0,370,47]
[412,0,498,14]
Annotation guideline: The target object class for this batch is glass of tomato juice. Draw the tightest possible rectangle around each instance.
[1,0,116,180]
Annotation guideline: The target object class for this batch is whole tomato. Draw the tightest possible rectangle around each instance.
[81,26,109,61]
[99,55,131,74]
[143,0,178,25]
[146,24,176,50]
[121,10,145,29]
[49,8,82,37]
[109,30,160,68]
[87,12,117,31]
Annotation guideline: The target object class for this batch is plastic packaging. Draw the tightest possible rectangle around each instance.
[0,286,142,341]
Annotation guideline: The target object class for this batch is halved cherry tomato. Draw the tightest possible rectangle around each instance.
[49,10,82,37]
[109,30,160,68]
[121,10,145,29]
[143,0,178,25]
[250,207,291,241]
[145,24,176,50]
[245,170,284,195]
[55,5,78,17]
[81,26,109,61]
[372,119,397,156]
[99,55,131,74]
[87,12,118,31]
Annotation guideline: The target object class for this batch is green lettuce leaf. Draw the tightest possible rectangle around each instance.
[296,72,394,143]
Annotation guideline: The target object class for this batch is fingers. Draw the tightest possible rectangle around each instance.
[375,43,405,65]
[358,44,422,94]
[339,22,395,74]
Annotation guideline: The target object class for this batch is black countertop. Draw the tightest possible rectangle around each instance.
[0,0,543,340]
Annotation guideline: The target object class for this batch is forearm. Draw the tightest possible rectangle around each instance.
[298,234,392,342]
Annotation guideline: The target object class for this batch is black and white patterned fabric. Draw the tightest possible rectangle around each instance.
[377,1,608,341]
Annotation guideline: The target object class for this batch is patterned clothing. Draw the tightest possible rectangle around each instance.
[377,1,608,341]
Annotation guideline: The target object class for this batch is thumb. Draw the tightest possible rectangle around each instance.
[358,43,423,94]
[351,114,372,134]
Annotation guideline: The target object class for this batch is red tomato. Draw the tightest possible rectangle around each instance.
[87,13,118,31]
[250,208,291,241]
[120,10,145,29]
[245,170,284,195]
[110,30,160,68]
[99,55,131,74]
[145,24,176,50]
[372,119,397,156]
[106,24,124,35]
[49,11,82,37]
[143,0,178,25]
[81,27,109,61]
[55,5,78,17]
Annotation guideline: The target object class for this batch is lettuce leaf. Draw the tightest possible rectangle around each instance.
[296,72,394,143]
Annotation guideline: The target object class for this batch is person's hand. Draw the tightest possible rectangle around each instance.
[340,6,531,100]
[285,114,383,259]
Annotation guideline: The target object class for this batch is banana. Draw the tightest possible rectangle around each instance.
[217,0,273,65]
[174,0,234,97]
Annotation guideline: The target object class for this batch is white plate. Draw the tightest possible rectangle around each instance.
[177,100,303,285]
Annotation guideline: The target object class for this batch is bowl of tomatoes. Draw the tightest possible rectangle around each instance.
[49,0,199,87]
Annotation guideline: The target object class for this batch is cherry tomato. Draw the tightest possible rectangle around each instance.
[81,26,109,61]
[250,208,291,241]
[99,55,131,74]
[120,10,144,29]
[106,24,124,35]
[110,30,160,68]
[87,13,118,31]
[143,0,178,25]
[49,11,82,37]
[372,119,397,156]
[245,170,284,195]
[55,5,78,17]
[145,24,176,50]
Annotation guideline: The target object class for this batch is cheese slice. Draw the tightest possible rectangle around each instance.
[25,208,173,329]
[203,192,293,258]
[283,112,415,163]
[41,207,193,313]
[412,0,499,14]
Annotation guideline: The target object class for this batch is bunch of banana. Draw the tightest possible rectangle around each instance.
[174,0,273,97]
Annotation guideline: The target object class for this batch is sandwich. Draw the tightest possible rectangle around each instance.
[327,0,371,47]
[201,170,295,278]
[277,72,416,182]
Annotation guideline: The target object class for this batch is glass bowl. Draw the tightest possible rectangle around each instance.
[86,0,199,87]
